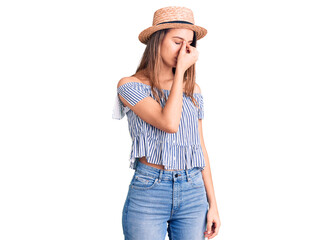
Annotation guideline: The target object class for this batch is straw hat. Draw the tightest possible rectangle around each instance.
[138,6,207,44]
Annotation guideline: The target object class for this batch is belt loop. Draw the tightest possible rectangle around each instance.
[158,169,163,183]
[185,169,191,182]
[134,158,138,169]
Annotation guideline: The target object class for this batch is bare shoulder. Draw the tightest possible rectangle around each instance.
[117,76,144,88]
[194,83,202,94]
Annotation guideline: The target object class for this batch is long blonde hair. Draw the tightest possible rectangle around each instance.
[132,28,200,108]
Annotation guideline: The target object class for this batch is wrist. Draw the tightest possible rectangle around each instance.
[174,69,185,83]
[175,67,186,75]
[209,204,219,212]
[208,201,218,210]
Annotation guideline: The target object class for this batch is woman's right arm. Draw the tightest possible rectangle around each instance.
[117,40,198,133]
[117,69,184,133]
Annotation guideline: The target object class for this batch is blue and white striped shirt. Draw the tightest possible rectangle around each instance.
[112,81,205,170]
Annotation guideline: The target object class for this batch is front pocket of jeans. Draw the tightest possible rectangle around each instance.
[190,172,204,188]
[131,173,159,190]
[135,176,149,183]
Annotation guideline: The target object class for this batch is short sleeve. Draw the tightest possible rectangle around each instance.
[112,94,129,120]
[117,82,150,107]
[196,94,204,120]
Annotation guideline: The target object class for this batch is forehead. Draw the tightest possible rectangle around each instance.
[166,28,194,40]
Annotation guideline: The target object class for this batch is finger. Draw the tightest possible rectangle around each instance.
[204,231,213,237]
[185,41,192,53]
[208,223,219,238]
[205,221,213,235]
[206,230,216,238]
[213,223,220,237]
[204,222,216,237]
[210,229,219,239]
[181,40,187,51]
[185,40,191,46]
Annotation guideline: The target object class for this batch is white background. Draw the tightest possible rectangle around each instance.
[1,0,332,239]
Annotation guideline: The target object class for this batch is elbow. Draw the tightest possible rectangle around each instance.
[161,112,180,133]
[164,121,179,133]
[167,127,179,134]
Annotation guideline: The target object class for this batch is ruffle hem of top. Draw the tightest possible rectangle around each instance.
[130,131,205,170]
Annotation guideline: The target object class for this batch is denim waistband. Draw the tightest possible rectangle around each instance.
[134,160,202,181]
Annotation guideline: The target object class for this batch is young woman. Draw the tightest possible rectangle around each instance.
[112,6,221,240]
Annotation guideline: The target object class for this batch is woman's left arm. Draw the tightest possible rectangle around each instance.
[198,118,221,239]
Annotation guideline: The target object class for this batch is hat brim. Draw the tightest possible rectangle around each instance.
[138,23,207,44]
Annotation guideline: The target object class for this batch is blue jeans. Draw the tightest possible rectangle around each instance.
[122,160,209,240]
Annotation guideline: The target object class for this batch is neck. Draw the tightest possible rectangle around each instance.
[158,62,175,82]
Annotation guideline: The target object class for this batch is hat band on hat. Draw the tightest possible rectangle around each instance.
[156,20,194,25]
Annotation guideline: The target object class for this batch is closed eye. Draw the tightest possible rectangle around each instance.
[175,42,182,45]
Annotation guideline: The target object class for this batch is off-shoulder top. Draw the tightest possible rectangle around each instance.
[112,81,205,171]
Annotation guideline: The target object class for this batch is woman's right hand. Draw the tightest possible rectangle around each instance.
[176,40,199,72]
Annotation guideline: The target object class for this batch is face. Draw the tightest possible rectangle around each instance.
[160,28,194,68]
